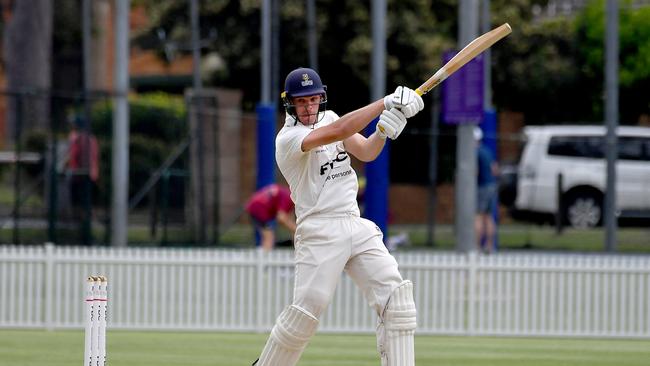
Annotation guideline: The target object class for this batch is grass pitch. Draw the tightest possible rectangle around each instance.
[1,329,649,366]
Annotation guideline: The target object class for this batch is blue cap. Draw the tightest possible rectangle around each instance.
[284,67,326,98]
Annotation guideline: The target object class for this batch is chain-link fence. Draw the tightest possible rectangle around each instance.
[0,90,111,245]
[0,88,265,247]
[2,88,648,251]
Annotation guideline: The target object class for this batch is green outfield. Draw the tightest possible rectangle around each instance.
[1,330,649,366]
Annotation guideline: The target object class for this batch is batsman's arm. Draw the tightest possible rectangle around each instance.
[301,100,384,152]
[343,132,386,162]
[277,210,296,233]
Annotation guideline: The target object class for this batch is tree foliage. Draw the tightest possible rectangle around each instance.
[133,0,648,124]
[575,0,650,123]
[91,93,187,205]
[132,0,650,184]
[492,0,650,124]
[491,10,590,123]
[133,0,457,114]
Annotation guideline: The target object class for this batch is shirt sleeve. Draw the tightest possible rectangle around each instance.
[276,126,311,162]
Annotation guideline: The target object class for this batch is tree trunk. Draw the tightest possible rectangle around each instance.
[3,0,53,144]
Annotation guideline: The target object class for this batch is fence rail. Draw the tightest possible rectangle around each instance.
[1,244,649,338]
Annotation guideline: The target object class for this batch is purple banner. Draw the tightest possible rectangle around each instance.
[441,50,484,124]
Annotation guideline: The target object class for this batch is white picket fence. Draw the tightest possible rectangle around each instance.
[0,244,649,338]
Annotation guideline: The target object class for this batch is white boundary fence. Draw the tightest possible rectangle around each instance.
[1,244,649,338]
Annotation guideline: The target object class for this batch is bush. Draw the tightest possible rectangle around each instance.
[17,128,48,179]
[91,93,188,207]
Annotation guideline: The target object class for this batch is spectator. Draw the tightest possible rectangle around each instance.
[474,127,499,253]
[66,115,100,221]
[245,183,296,251]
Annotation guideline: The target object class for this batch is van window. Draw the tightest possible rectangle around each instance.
[548,135,650,161]
[547,135,604,159]
[618,137,650,161]
[644,138,650,161]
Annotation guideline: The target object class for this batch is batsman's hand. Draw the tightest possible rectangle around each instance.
[376,108,407,140]
[383,86,424,118]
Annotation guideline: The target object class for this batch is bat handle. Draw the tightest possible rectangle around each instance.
[415,88,424,96]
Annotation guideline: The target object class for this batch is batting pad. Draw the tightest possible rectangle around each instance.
[256,305,319,366]
[377,280,417,366]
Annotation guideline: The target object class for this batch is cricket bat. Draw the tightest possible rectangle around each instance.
[415,23,512,96]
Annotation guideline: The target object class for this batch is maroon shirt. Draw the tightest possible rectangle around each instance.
[245,184,294,223]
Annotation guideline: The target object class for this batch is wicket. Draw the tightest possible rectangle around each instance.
[84,276,108,366]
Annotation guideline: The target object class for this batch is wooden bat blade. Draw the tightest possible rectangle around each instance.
[415,23,512,96]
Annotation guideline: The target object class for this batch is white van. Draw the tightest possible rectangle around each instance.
[514,125,650,228]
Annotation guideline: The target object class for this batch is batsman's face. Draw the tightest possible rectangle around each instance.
[293,95,321,125]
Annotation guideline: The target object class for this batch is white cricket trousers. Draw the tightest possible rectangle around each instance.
[292,214,404,318]
[255,214,415,366]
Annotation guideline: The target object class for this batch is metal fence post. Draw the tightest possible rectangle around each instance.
[555,173,564,234]
[12,95,23,245]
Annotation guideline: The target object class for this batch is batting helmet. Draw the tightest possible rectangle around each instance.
[281,67,327,124]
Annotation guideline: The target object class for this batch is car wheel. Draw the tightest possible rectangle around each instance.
[564,193,602,229]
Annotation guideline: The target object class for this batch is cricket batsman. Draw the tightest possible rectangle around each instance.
[252,67,424,366]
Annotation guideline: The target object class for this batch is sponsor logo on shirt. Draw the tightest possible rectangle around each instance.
[325,168,352,182]
[320,152,348,175]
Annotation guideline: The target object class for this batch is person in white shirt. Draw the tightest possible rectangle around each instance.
[253,67,424,366]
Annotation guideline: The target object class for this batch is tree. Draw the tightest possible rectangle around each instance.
[131,0,457,184]
[492,0,650,124]
[132,0,456,114]
[132,1,650,183]
[575,0,650,123]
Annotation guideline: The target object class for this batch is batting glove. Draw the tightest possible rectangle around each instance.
[376,108,407,140]
[383,86,425,118]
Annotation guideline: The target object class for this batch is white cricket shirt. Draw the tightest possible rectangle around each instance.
[275,111,360,224]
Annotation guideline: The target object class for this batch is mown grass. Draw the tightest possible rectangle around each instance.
[399,224,650,253]
[2,223,649,253]
[1,329,649,366]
